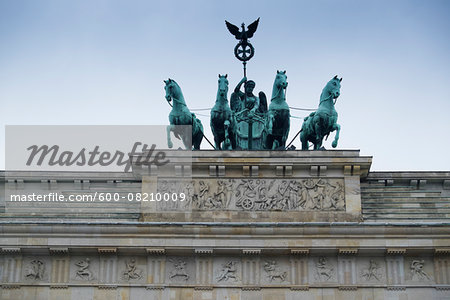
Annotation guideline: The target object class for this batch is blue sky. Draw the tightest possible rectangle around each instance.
[1,0,449,171]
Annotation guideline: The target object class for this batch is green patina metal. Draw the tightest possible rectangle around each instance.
[164,79,204,150]
[266,70,290,150]
[225,18,259,77]
[300,75,342,150]
[231,76,268,150]
[210,74,236,150]
[164,18,343,151]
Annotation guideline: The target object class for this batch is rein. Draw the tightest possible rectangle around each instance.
[271,82,287,101]
[165,95,187,108]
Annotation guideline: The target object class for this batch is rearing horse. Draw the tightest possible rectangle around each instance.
[210,74,236,150]
[266,70,290,150]
[164,79,204,150]
[300,75,342,150]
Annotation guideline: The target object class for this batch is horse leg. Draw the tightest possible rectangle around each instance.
[272,138,280,150]
[192,131,202,150]
[331,123,341,148]
[266,135,274,150]
[314,121,322,150]
[166,125,174,149]
[214,136,222,150]
[300,131,308,150]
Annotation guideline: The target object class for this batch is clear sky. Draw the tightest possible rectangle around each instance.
[1,0,449,171]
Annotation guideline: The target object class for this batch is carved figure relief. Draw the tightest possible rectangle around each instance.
[216,261,238,282]
[168,258,189,281]
[263,260,287,282]
[410,259,431,281]
[158,178,345,211]
[361,260,381,281]
[315,257,334,281]
[122,258,142,281]
[75,258,94,280]
[25,259,45,280]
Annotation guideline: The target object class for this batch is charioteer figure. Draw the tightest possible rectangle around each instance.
[231,76,267,116]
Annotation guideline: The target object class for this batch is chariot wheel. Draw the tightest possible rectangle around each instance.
[241,198,254,210]
[234,42,254,62]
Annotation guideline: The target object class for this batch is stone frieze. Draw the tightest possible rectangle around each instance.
[156,178,345,211]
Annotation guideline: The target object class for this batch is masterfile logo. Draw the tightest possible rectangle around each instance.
[5,125,191,172]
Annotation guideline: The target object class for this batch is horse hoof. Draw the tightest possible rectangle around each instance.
[168,142,173,148]
[332,141,337,148]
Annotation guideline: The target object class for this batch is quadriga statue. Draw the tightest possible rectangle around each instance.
[300,75,342,150]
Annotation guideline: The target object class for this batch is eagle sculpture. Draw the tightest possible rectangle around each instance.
[225,17,260,42]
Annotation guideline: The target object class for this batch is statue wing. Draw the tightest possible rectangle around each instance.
[246,17,260,38]
[258,91,268,113]
[225,20,241,39]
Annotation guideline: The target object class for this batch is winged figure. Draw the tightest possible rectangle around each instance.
[225,17,260,41]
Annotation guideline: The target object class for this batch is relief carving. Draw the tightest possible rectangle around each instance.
[361,260,381,281]
[216,261,238,282]
[315,257,334,281]
[158,178,345,211]
[75,258,94,280]
[168,258,189,281]
[25,259,45,280]
[410,259,431,281]
[122,258,142,281]
[263,260,287,282]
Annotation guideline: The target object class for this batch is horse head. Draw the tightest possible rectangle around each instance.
[164,78,183,105]
[323,75,342,100]
[217,74,229,99]
[271,70,288,101]
[275,70,288,89]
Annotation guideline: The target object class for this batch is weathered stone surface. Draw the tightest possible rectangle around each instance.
[1,151,450,299]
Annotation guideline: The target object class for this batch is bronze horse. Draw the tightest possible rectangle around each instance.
[210,74,236,150]
[266,70,290,150]
[300,75,342,150]
[164,79,204,150]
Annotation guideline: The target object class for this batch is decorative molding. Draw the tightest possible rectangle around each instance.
[49,247,69,255]
[194,249,213,255]
[145,285,165,290]
[243,166,250,176]
[97,285,118,289]
[241,286,261,291]
[435,248,450,256]
[146,248,165,255]
[386,248,406,255]
[338,286,358,291]
[98,247,117,254]
[343,166,352,176]
[49,285,68,289]
[1,247,21,254]
[290,285,309,291]
[194,286,213,290]
[290,249,309,255]
[386,286,406,291]
[310,166,319,176]
[338,248,358,255]
[1,285,21,289]
[242,249,261,255]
